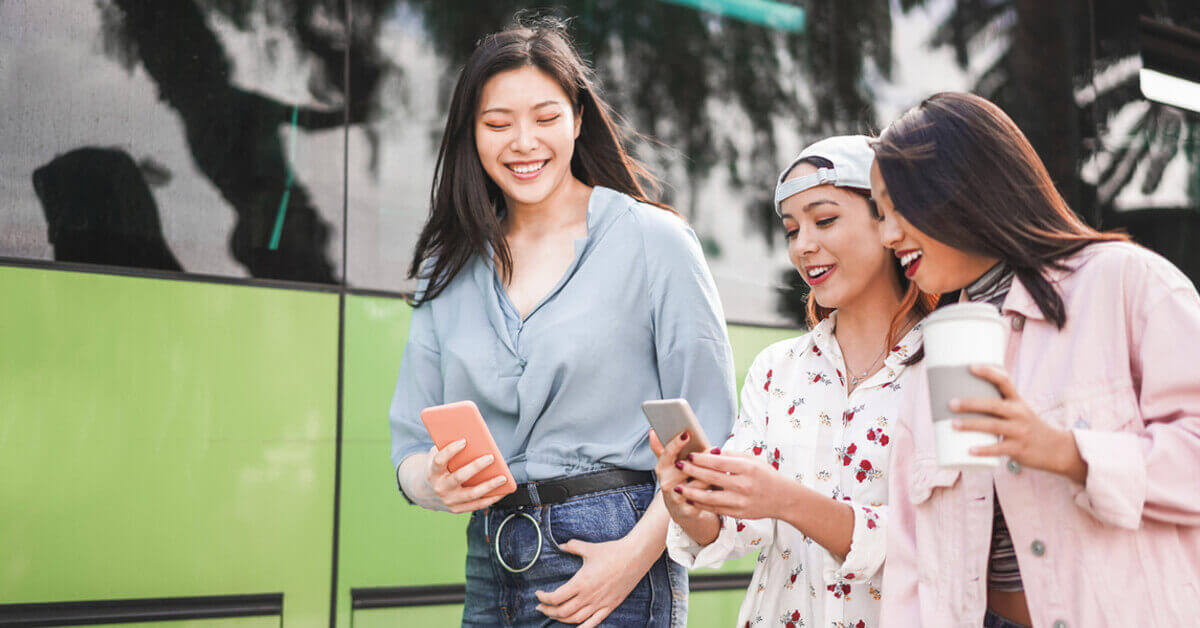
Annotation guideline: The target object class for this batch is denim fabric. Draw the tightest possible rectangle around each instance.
[983,609,1030,628]
[463,480,687,627]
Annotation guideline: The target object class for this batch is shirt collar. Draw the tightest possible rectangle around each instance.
[999,268,1070,322]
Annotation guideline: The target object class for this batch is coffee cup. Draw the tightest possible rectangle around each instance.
[922,303,1006,468]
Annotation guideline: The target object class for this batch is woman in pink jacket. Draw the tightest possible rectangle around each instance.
[869,92,1200,628]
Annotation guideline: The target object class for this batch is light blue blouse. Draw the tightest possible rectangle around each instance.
[389,186,736,485]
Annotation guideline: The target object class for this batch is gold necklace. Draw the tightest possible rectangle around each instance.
[848,346,889,386]
[839,317,916,387]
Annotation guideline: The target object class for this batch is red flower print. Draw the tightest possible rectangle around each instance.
[856,470,867,482]
[763,369,773,391]
[857,621,867,628]
[836,368,843,379]
[860,460,873,471]
[792,610,800,621]
[867,518,877,529]
[812,345,822,356]
[891,345,901,353]
[879,434,890,446]
[736,520,746,532]
[767,447,783,470]
[866,428,877,441]
[842,584,852,595]
[753,445,763,455]
[847,443,857,455]
[843,455,852,466]
[845,573,855,580]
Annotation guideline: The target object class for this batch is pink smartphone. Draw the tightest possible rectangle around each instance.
[419,400,517,499]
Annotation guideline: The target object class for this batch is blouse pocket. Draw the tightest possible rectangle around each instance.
[909,457,962,505]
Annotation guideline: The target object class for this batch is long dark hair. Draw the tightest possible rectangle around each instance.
[873,92,1127,328]
[408,16,671,305]
[789,157,937,350]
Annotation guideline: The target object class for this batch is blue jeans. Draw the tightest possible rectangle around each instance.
[462,479,687,627]
[983,609,1030,628]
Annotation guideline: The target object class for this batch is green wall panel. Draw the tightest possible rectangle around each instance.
[688,590,749,627]
[336,294,797,626]
[88,618,280,628]
[0,266,339,627]
[351,606,462,628]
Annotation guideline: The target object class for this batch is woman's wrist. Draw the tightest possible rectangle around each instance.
[773,475,813,526]
[682,511,721,546]
[1054,429,1089,484]
[624,496,670,557]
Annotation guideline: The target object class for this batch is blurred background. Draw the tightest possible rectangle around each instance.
[1,0,1197,626]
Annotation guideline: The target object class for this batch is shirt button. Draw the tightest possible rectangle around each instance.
[518,358,527,368]
[1007,459,1022,474]
[1031,540,1046,556]
[1011,315,1026,331]
[1053,621,1068,628]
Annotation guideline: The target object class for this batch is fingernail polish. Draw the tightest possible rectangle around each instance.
[675,461,684,470]
[673,486,683,493]
[686,500,694,506]
[711,447,721,454]
[686,453,694,462]
[681,432,689,441]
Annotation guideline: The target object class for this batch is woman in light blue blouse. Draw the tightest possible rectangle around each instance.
[388,18,736,628]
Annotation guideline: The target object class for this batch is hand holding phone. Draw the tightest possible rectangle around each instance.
[646,399,722,544]
[642,399,711,459]
[419,401,517,511]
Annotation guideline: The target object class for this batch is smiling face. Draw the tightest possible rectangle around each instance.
[474,65,582,212]
[780,162,898,311]
[870,162,999,294]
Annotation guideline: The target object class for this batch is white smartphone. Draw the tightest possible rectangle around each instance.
[642,398,712,459]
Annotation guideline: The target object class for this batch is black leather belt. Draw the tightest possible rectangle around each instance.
[492,468,654,509]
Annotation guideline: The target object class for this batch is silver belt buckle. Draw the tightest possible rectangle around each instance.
[494,511,543,573]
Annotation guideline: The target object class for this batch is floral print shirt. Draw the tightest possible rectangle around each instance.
[668,315,921,628]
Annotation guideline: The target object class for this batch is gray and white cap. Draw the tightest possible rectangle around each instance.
[774,135,875,216]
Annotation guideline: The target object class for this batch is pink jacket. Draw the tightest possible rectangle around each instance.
[882,242,1200,628]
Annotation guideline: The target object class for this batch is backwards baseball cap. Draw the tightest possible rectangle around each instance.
[774,135,875,216]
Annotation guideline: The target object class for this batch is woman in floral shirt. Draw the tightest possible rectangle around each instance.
[652,136,935,628]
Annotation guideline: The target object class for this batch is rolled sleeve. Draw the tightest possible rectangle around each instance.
[388,297,444,500]
[1074,281,1200,528]
[1070,429,1146,529]
[667,515,774,570]
[821,503,888,584]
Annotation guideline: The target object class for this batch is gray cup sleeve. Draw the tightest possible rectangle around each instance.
[926,365,1002,422]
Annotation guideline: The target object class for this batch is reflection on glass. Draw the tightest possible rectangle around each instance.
[2,1,1198,319]
[1,0,347,283]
